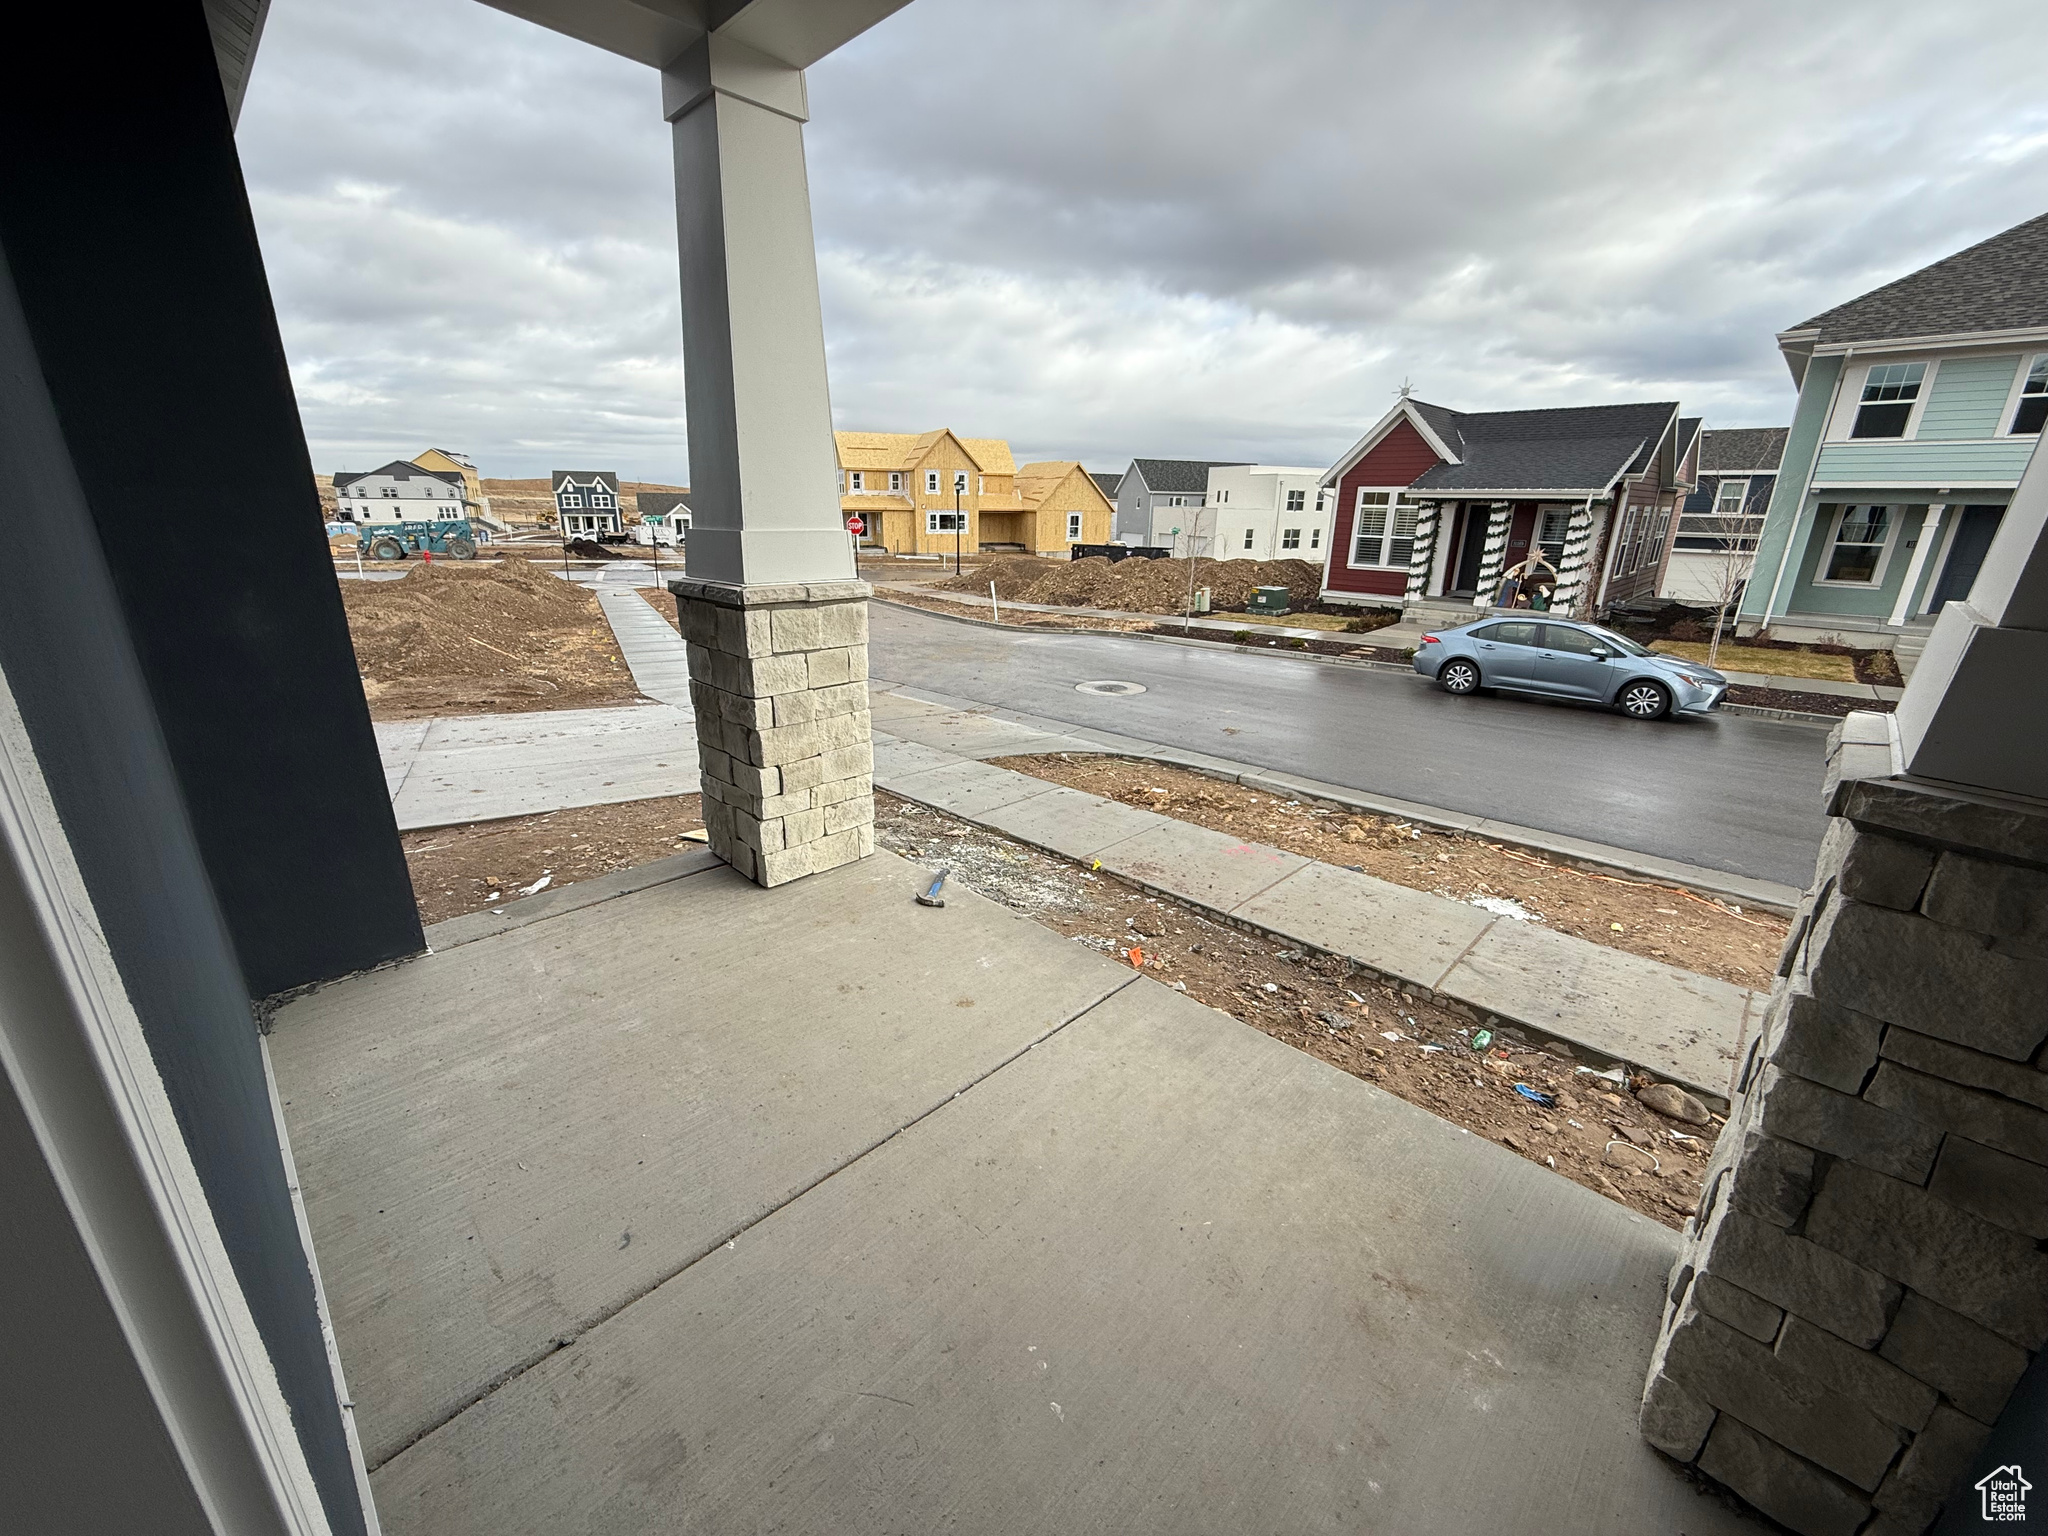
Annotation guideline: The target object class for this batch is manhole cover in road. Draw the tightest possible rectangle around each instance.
[1074,679,1147,696]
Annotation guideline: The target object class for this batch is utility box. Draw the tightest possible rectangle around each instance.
[1246,586,1291,616]
[1192,587,1211,614]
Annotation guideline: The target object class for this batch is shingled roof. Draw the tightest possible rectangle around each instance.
[1405,401,1680,495]
[1790,211,2048,345]
[1128,458,1248,494]
[1698,427,1788,475]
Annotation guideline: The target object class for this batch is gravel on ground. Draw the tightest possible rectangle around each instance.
[988,754,1787,990]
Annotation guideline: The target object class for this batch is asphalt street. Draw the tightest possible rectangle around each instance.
[869,603,1833,887]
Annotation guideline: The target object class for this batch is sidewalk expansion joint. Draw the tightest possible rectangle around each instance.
[1425,917,1500,993]
[367,971,1145,1472]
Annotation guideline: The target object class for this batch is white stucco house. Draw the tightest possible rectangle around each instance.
[1203,463,1335,562]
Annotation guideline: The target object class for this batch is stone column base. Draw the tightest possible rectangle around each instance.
[671,576,874,887]
[1639,712,2048,1536]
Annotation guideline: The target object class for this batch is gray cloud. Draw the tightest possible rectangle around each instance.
[238,0,2048,480]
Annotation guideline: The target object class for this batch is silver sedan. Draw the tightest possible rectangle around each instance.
[1411,616,1728,720]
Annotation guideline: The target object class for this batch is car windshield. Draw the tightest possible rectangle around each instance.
[1585,627,1654,658]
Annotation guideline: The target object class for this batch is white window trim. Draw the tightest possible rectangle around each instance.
[925,510,964,534]
[952,471,970,496]
[1279,528,1302,550]
[925,470,940,495]
[849,471,864,492]
[1309,527,1322,550]
[1829,358,1939,441]
[1998,352,2048,437]
[1712,478,1751,518]
[889,471,903,492]
[1346,487,1417,570]
[1812,502,1907,588]
[1066,512,1082,541]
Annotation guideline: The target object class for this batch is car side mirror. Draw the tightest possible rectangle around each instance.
[1589,647,1613,659]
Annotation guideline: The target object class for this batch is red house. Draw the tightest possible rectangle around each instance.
[1318,397,1697,620]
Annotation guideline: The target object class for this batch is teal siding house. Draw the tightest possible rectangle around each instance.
[1739,211,2048,672]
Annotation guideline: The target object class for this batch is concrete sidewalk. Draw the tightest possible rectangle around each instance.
[269,844,1752,1536]
[373,705,698,830]
[869,693,1762,1100]
[594,584,691,705]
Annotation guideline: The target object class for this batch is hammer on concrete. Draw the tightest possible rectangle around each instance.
[916,869,949,908]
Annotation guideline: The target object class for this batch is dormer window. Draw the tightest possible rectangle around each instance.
[849,471,864,492]
[1851,362,1925,439]
[2011,357,2048,435]
[889,471,903,492]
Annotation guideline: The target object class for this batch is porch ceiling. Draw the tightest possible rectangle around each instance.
[270,847,1755,1534]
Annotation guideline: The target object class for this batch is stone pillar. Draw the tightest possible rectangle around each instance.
[1639,715,2048,1536]
[674,576,873,886]
[1469,502,1512,607]
[662,36,873,885]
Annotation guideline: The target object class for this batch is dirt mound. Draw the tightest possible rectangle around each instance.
[938,554,1323,615]
[339,559,639,719]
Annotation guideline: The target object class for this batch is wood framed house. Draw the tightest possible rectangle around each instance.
[1736,211,2048,670]
[411,447,498,528]
[835,430,1024,556]
[1316,398,1691,621]
[551,470,622,538]
[1014,461,1115,552]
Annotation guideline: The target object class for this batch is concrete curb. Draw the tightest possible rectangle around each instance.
[866,681,1805,916]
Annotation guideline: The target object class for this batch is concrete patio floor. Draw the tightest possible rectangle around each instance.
[268,846,1761,1535]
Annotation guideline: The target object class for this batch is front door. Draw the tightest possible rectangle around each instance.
[1450,506,1490,594]
[1928,505,2003,610]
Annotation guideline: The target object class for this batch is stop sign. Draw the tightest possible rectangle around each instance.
[846,516,865,536]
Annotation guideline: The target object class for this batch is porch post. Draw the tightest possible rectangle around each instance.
[664,36,873,887]
[1403,502,1439,605]
[1886,504,1946,628]
[1550,497,1598,616]
[1469,502,1512,608]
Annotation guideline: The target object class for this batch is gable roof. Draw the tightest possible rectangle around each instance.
[1406,402,1681,496]
[1016,461,1113,512]
[1789,210,2048,347]
[1698,427,1789,474]
[836,430,1016,476]
[1675,416,1703,465]
[637,491,691,517]
[1090,470,1122,499]
[551,470,620,492]
[1128,458,1248,493]
[335,459,464,491]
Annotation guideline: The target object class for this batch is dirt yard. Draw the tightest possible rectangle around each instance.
[874,793,1713,1229]
[401,794,704,925]
[340,558,640,719]
[988,755,1787,990]
[939,553,1328,615]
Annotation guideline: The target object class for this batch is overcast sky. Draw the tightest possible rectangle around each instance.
[238,0,2048,482]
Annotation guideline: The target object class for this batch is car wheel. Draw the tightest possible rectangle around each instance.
[1439,659,1481,696]
[1619,680,1671,720]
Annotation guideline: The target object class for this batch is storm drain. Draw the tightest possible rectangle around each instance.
[1074,680,1147,696]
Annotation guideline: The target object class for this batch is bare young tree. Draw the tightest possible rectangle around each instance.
[1690,485,1763,667]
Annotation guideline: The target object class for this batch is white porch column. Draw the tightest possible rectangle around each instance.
[1886,503,1947,628]
[1469,502,1512,607]
[1403,502,1439,606]
[663,36,873,887]
[1549,497,1598,616]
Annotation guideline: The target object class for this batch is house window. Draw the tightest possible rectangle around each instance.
[1850,362,1925,439]
[925,470,940,495]
[1537,508,1571,565]
[381,486,398,497]
[1714,479,1750,518]
[925,511,962,533]
[1066,512,1082,541]
[1316,490,1330,513]
[1285,490,1306,512]
[953,471,969,495]
[560,491,583,508]
[1309,527,1321,551]
[592,492,614,509]
[889,472,903,492]
[849,471,864,492]
[1242,528,1255,551]
[1820,504,1897,584]
[1280,528,1301,550]
[1350,491,1418,567]
[2011,356,2048,435]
